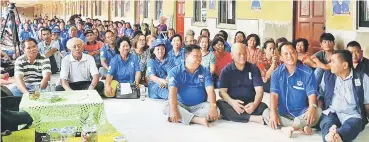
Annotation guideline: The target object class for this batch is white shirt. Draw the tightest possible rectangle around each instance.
[60,53,99,83]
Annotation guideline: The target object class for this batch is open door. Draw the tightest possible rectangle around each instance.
[176,0,185,38]
[294,1,326,54]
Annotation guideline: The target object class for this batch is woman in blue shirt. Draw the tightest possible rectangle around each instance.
[147,39,176,99]
[104,37,141,97]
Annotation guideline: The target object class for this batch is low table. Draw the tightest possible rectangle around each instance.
[19,90,107,133]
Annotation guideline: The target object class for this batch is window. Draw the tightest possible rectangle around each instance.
[95,0,98,16]
[121,0,125,17]
[194,0,207,23]
[358,0,369,27]
[155,0,163,20]
[95,0,102,16]
[85,1,88,16]
[115,0,119,17]
[98,1,102,16]
[218,0,235,24]
[142,0,149,18]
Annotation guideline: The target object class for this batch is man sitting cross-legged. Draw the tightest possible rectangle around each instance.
[163,44,219,127]
[262,42,322,137]
[217,43,267,124]
[319,50,369,142]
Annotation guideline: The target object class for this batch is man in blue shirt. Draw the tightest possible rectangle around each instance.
[61,26,78,57]
[318,50,369,142]
[99,30,117,78]
[262,42,322,137]
[164,44,219,127]
[19,23,36,42]
[217,43,267,124]
[147,39,176,99]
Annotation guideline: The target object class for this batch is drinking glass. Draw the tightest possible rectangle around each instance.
[47,128,62,142]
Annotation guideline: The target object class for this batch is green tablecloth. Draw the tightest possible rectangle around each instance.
[19,90,107,133]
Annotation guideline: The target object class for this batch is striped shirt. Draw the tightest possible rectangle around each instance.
[14,53,51,84]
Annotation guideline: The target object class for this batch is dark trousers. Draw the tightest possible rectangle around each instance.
[320,113,363,142]
[55,81,104,96]
[217,100,268,123]
[1,109,33,132]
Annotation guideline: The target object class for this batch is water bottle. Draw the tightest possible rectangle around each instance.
[139,85,147,101]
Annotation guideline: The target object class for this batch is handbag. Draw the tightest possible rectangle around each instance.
[115,83,140,99]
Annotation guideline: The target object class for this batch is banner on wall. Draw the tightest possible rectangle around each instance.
[251,0,261,11]
[333,0,350,16]
[209,0,215,10]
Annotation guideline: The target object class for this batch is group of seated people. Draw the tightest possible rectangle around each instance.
[4,14,369,142]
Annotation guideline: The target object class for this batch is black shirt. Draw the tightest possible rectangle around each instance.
[356,57,369,76]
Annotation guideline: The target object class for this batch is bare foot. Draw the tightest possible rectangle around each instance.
[191,116,209,127]
[333,131,343,142]
[249,115,264,124]
[286,127,295,138]
[303,126,312,135]
[325,125,337,142]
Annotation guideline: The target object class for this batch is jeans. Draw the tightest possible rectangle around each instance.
[320,113,363,142]
[148,83,169,99]
[314,68,325,86]
[9,84,32,96]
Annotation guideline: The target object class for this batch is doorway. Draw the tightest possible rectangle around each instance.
[294,1,326,53]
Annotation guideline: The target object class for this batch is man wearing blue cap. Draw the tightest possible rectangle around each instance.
[147,39,176,99]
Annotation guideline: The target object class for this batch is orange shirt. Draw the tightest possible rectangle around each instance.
[215,52,232,77]
[83,41,104,53]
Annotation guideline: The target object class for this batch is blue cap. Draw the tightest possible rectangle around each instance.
[51,28,60,33]
[151,39,166,48]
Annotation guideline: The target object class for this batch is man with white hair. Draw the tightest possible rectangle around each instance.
[55,38,104,95]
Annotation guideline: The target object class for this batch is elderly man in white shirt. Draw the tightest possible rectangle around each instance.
[55,37,104,95]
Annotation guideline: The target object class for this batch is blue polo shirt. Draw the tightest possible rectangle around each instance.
[168,62,214,106]
[164,39,173,54]
[107,53,140,83]
[270,63,317,117]
[100,44,116,65]
[167,48,184,66]
[147,57,176,86]
[220,62,263,103]
[19,30,35,41]
[59,30,68,40]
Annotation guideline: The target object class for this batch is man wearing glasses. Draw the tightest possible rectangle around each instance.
[55,38,104,96]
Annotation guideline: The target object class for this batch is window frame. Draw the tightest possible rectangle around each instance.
[120,0,125,17]
[218,0,236,25]
[142,0,149,19]
[193,0,207,24]
[357,0,369,28]
[155,0,163,20]
[114,0,119,17]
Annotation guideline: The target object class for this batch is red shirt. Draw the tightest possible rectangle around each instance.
[83,41,104,53]
[215,52,232,77]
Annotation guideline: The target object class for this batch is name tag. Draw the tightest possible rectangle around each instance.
[355,79,361,86]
